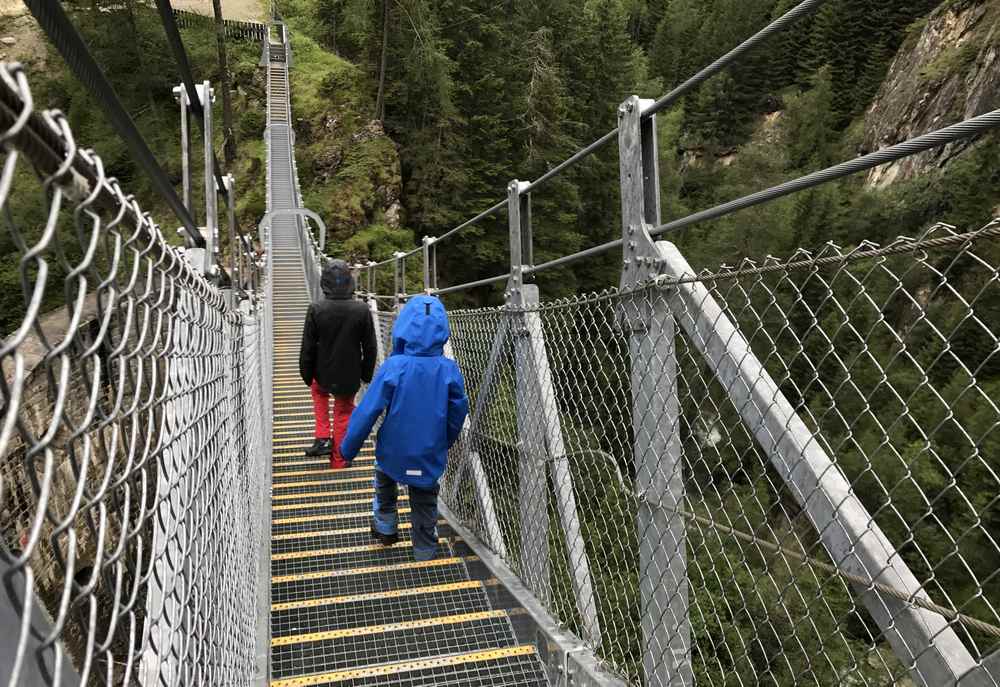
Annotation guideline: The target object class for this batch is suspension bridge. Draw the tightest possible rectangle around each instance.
[1,1,999,686]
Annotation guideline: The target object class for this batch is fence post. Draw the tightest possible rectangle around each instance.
[393,252,405,310]
[199,81,218,277]
[173,84,194,221]
[507,179,602,646]
[422,236,436,293]
[618,94,691,687]
[225,174,239,291]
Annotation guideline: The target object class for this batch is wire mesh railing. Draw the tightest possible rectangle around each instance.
[440,221,1000,686]
[0,63,271,685]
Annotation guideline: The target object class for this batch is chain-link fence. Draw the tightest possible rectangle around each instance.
[0,63,271,685]
[440,221,1000,686]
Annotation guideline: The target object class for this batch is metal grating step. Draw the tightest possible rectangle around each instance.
[272,488,384,506]
[271,523,420,556]
[270,612,519,679]
[272,496,407,519]
[272,477,374,495]
[273,466,375,485]
[271,556,472,605]
[272,456,376,470]
[273,510,410,536]
[268,646,548,687]
[271,582,495,638]
[273,460,337,473]
[271,541,453,579]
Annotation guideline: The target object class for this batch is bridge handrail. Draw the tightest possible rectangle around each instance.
[0,61,271,685]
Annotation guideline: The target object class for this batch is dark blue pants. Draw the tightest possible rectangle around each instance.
[372,468,440,560]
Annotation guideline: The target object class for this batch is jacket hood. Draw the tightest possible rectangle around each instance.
[391,296,450,356]
[321,260,354,299]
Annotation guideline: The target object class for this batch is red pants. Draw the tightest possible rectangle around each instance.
[311,381,355,468]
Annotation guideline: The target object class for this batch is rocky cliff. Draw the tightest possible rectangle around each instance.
[864,0,1000,188]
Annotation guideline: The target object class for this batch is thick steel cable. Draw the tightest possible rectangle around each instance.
[153,0,231,207]
[658,220,1000,286]
[650,108,1000,237]
[433,272,507,296]
[370,198,508,268]
[644,0,828,119]
[517,109,1000,278]
[435,197,506,244]
[522,0,827,195]
[22,0,204,247]
[523,128,619,194]
[375,1,828,260]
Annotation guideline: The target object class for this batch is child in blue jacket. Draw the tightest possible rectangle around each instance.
[339,295,469,561]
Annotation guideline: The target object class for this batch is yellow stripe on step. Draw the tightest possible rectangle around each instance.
[272,477,372,490]
[273,506,410,524]
[273,466,373,478]
[272,488,375,502]
[272,495,407,511]
[270,610,507,646]
[271,540,410,561]
[272,522,412,542]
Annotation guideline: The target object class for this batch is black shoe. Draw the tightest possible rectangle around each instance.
[304,439,332,457]
[370,523,399,546]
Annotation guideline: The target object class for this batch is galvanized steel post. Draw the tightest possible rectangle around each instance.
[393,251,405,310]
[422,236,437,293]
[173,84,194,221]
[225,174,238,291]
[199,81,217,277]
[618,94,691,687]
[507,179,602,647]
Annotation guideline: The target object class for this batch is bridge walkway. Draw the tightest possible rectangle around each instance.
[263,29,549,687]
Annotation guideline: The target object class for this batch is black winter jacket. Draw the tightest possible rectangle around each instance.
[299,260,377,395]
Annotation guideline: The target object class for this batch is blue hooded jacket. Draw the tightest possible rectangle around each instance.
[339,296,469,489]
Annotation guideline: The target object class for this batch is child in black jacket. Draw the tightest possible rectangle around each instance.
[299,260,377,468]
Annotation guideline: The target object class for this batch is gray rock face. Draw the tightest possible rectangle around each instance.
[863,1,1000,188]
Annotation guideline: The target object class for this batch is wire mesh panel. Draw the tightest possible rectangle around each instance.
[442,222,1000,685]
[376,311,396,361]
[0,64,270,685]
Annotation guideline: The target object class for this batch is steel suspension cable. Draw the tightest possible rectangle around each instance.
[23,0,204,247]
[649,108,1000,238]
[393,0,830,277]
[523,0,829,196]
[643,0,828,119]
[514,107,1000,279]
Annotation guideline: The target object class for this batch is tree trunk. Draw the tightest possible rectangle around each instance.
[211,0,237,166]
[374,0,389,123]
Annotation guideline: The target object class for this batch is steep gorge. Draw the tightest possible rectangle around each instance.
[864,0,1000,187]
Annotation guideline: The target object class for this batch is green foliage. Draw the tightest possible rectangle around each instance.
[919,38,982,85]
